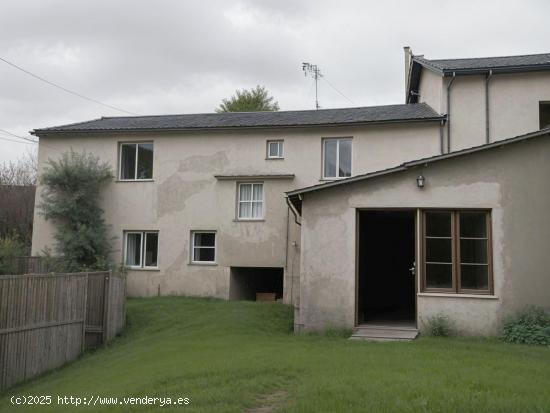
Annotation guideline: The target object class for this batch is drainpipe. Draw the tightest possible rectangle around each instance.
[446,72,456,153]
[285,196,301,226]
[439,119,445,154]
[485,69,493,144]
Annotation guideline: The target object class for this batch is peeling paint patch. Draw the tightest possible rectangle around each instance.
[158,174,211,216]
[178,151,229,173]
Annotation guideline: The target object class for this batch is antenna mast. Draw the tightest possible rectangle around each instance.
[302,62,322,109]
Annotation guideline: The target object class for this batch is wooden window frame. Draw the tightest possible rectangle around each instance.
[266,140,284,159]
[237,182,265,221]
[118,141,154,181]
[421,210,493,295]
[191,231,217,264]
[123,230,159,269]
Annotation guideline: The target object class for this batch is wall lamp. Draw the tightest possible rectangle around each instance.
[416,174,425,188]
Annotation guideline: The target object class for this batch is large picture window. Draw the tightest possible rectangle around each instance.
[422,210,492,294]
[323,138,352,179]
[124,231,159,268]
[191,231,216,263]
[238,183,264,220]
[119,142,154,180]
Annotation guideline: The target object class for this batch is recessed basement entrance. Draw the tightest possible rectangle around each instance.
[357,210,416,326]
[229,267,284,302]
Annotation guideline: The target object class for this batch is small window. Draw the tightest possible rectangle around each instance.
[267,140,284,159]
[539,102,550,129]
[124,231,159,268]
[238,183,264,220]
[323,138,352,179]
[119,142,154,180]
[422,211,492,294]
[192,231,216,263]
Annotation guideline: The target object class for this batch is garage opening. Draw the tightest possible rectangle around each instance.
[358,210,416,326]
[229,267,284,302]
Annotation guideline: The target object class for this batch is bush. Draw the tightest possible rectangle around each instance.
[502,306,550,346]
[0,232,26,275]
[424,314,453,337]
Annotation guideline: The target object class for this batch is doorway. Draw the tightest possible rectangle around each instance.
[357,210,416,326]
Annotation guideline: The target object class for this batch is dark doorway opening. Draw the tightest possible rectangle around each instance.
[229,267,284,301]
[358,210,416,325]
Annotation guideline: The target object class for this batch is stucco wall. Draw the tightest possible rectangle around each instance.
[298,136,550,335]
[31,122,440,298]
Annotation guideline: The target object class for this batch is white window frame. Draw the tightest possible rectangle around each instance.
[237,182,264,220]
[266,140,284,159]
[191,231,217,264]
[322,137,352,179]
[124,231,159,269]
[118,142,154,181]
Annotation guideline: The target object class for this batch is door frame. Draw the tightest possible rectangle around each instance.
[354,208,419,327]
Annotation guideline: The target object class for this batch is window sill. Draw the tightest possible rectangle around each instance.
[116,179,154,183]
[233,219,266,222]
[265,157,284,160]
[319,177,350,182]
[418,292,498,299]
[125,267,161,272]
[188,262,218,266]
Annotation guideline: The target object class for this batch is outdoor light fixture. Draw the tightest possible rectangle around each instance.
[416,175,425,188]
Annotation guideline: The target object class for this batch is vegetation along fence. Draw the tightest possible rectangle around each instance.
[0,271,126,390]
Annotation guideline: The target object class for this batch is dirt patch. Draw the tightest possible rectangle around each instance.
[245,390,289,413]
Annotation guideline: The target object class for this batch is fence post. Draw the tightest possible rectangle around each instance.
[102,271,111,344]
[82,272,89,352]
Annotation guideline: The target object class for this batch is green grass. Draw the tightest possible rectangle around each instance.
[2,297,549,413]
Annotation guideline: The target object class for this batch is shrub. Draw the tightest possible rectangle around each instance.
[424,314,453,337]
[502,306,550,346]
[0,232,26,275]
[39,151,113,271]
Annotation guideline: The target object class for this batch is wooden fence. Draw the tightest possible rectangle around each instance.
[0,271,126,391]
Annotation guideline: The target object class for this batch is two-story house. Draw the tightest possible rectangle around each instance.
[31,48,550,337]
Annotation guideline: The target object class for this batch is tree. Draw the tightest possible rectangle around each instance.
[0,148,38,186]
[39,151,113,271]
[216,85,280,113]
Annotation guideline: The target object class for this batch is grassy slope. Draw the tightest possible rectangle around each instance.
[1,297,549,413]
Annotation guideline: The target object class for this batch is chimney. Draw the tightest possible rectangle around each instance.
[404,46,412,101]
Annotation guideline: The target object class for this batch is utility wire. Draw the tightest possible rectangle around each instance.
[0,56,138,115]
[0,135,35,145]
[0,128,38,144]
[321,76,355,105]
[0,128,65,154]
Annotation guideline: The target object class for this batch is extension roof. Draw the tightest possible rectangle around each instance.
[286,127,550,214]
[408,52,550,103]
[32,103,443,135]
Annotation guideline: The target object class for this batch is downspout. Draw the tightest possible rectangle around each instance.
[439,119,445,154]
[485,69,493,144]
[446,72,456,153]
[285,195,301,226]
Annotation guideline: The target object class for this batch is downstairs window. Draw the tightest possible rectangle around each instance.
[124,231,159,268]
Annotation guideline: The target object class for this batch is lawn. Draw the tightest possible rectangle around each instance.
[1,297,549,413]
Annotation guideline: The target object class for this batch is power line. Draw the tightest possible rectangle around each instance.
[0,135,35,145]
[0,128,38,144]
[0,128,64,154]
[0,56,138,115]
[321,76,355,105]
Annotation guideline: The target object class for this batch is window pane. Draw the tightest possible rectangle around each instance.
[324,140,337,177]
[268,141,281,157]
[426,238,452,262]
[125,233,141,266]
[461,264,488,290]
[137,143,154,179]
[460,212,487,238]
[338,139,352,177]
[460,239,487,263]
[144,233,158,267]
[425,212,451,237]
[426,263,453,289]
[252,184,263,201]
[194,232,215,247]
[251,201,263,218]
[194,247,215,262]
[120,144,136,179]
[239,202,252,218]
[239,184,252,202]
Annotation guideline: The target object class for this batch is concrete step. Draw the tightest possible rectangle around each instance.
[350,326,419,341]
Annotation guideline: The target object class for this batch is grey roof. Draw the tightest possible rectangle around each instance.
[286,127,550,214]
[32,103,443,135]
[408,52,550,103]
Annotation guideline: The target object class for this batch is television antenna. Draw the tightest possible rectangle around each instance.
[302,62,322,110]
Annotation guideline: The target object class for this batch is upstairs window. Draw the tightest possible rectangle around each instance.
[238,183,264,220]
[539,102,550,129]
[125,231,159,268]
[267,140,284,159]
[191,231,216,263]
[323,138,352,179]
[119,142,154,180]
[422,210,492,294]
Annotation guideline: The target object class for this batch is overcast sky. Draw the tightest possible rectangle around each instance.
[1,0,549,163]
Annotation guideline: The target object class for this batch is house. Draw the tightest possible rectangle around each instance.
[31,48,550,336]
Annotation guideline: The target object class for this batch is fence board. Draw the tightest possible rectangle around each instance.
[0,269,126,390]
